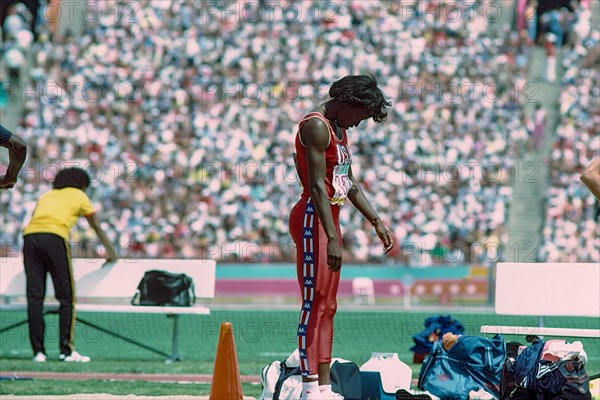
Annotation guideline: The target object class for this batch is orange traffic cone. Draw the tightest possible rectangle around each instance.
[209,322,243,400]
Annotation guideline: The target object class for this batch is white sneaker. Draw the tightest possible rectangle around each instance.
[33,352,46,362]
[59,351,90,362]
[301,391,322,400]
[319,388,344,400]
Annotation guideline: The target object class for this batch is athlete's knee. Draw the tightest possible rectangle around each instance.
[316,298,337,315]
[324,299,337,318]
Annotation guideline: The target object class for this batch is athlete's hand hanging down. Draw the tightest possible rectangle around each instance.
[327,239,342,272]
[374,220,394,254]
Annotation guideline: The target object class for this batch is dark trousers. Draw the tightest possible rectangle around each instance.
[23,233,75,356]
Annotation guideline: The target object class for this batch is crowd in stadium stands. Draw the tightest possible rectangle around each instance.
[540,1,599,263]
[0,0,594,264]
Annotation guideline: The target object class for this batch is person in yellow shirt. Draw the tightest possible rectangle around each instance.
[23,167,117,363]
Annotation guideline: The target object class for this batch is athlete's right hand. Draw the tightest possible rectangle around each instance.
[327,240,342,272]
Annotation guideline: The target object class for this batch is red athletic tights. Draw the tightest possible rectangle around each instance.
[289,194,341,377]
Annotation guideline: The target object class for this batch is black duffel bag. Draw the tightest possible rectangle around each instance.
[132,270,195,307]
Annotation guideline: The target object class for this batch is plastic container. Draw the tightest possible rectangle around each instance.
[359,352,412,400]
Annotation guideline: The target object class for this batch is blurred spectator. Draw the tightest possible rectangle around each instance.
[532,104,546,149]
[0,0,39,41]
[526,0,539,44]
[543,32,557,82]
[535,0,574,44]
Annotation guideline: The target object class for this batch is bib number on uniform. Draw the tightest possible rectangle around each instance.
[331,164,352,205]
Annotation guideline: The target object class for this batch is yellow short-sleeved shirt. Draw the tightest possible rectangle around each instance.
[23,187,95,241]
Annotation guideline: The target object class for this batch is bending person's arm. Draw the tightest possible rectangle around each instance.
[85,213,118,262]
[580,157,600,201]
[0,129,27,189]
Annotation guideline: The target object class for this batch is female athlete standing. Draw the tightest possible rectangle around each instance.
[289,75,394,399]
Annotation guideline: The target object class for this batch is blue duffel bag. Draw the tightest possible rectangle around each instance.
[418,334,506,400]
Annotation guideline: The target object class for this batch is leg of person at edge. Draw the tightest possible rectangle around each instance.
[23,167,117,362]
[289,75,395,400]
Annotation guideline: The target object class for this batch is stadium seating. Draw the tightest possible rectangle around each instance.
[0,1,596,265]
[539,1,599,263]
[0,1,529,265]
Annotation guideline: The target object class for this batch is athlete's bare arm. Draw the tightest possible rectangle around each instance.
[581,157,600,201]
[301,118,342,271]
[0,134,27,189]
[347,166,394,254]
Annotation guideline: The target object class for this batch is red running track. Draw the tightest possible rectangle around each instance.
[0,371,260,383]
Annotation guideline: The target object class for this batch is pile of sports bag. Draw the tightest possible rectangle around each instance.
[417,334,592,400]
[259,328,593,400]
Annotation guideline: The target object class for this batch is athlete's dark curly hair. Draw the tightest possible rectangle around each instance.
[53,167,91,191]
[329,74,391,122]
